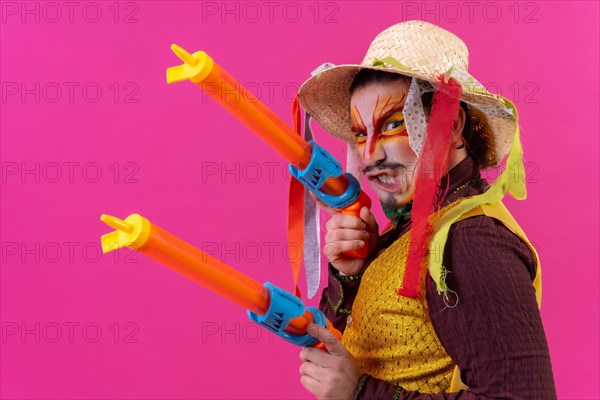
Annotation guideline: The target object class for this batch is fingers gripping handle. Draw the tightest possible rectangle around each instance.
[313,319,343,351]
[340,191,372,259]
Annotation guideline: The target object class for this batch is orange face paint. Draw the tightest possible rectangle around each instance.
[351,92,408,159]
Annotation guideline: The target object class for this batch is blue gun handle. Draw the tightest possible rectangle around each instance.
[247,282,327,347]
[289,141,361,210]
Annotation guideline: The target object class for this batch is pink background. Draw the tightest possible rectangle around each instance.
[1,1,598,399]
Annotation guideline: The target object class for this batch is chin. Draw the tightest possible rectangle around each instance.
[368,175,416,208]
[379,190,414,208]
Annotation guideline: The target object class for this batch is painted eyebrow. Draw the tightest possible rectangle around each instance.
[350,104,367,133]
[373,93,407,133]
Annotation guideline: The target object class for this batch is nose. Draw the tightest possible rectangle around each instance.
[363,134,385,165]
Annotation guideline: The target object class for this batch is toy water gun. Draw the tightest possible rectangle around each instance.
[99,213,341,348]
[166,44,371,259]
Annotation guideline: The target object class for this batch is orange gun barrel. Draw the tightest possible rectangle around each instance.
[198,65,312,169]
[100,214,322,336]
[167,45,355,198]
[167,46,372,257]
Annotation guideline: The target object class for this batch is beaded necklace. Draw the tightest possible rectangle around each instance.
[449,173,482,195]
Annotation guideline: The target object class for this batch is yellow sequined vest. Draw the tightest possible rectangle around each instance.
[342,200,541,393]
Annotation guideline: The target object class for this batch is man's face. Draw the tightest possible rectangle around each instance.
[350,79,417,207]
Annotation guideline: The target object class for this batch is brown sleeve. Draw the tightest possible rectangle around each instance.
[354,216,557,399]
[319,264,362,334]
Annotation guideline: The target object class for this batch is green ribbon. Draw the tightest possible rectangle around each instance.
[371,56,419,73]
[372,56,496,98]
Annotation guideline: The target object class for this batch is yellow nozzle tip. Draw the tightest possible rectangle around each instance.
[100,213,151,253]
[171,43,198,67]
[101,214,133,233]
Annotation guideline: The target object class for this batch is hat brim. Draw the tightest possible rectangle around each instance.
[298,63,516,168]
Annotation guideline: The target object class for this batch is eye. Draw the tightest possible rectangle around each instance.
[353,131,367,143]
[384,120,405,132]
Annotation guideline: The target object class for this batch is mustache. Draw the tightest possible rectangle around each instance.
[362,162,404,175]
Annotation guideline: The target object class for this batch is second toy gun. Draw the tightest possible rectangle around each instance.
[100,214,341,348]
[166,45,372,258]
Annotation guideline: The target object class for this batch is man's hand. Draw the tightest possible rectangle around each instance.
[324,206,379,275]
[299,323,360,400]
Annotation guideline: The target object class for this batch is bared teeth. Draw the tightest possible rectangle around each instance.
[378,175,394,184]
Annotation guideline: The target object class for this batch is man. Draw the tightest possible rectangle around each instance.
[295,21,556,399]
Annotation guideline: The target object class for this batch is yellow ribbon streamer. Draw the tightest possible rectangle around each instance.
[429,98,526,293]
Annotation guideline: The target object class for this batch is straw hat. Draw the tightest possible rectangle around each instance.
[298,20,516,168]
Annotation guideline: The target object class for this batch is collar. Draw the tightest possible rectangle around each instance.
[438,155,485,208]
